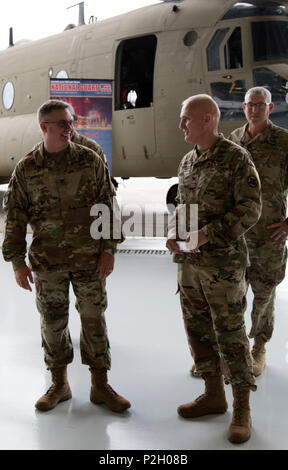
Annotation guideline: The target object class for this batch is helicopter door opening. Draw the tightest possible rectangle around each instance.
[115,35,157,110]
[113,35,157,176]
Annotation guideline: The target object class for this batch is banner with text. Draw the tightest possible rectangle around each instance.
[50,78,113,173]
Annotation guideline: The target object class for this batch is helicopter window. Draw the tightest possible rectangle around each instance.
[253,67,288,129]
[252,21,288,61]
[211,80,246,121]
[222,1,288,20]
[2,81,14,110]
[207,29,229,71]
[115,35,157,110]
[56,70,69,79]
[183,31,198,47]
[224,27,243,69]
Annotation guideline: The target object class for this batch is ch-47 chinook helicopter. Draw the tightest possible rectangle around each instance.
[0,0,288,205]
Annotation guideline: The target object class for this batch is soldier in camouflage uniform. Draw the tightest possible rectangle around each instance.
[71,132,108,166]
[2,99,130,413]
[67,129,118,189]
[229,87,288,377]
[35,102,118,188]
[166,95,261,443]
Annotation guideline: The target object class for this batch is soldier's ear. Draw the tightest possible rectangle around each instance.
[203,112,212,125]
[268,102,274,114]
[39,122,47,134]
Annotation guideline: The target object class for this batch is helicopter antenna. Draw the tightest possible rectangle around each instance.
[67,2,85,26]
[9,27,14,47]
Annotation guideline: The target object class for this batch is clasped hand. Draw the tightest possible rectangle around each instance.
[267,220,288,242]
[166,230,208,253]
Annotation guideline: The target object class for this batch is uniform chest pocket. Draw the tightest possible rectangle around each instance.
[198,167,229,199]
[183,170,198,191]
[68,168,97,209]
[27,171,59,213]
[183,165,228,202]
[258,157,285,194]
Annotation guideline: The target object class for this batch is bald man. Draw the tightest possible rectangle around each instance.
[166,94,262,443]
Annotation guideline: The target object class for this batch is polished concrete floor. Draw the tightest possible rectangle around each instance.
[0,241,288,450]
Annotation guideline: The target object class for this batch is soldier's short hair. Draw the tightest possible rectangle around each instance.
[66,103,77,120]
[37,99,72,123]
[244,87,272,104]
[182,94,221,123]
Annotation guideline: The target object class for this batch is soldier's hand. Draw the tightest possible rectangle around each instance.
[166,238,182,253]
[14,266,34,292]
[267,221,288,242]
[96,252,115,280]
[186,230,208,253]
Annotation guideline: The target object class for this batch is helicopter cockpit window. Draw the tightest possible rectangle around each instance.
[224,27,243,69]
[211,80,246,121]
[253,67,288,129]
[115,35,157,110]
[252,21,288,61]
[2,81,14,110]
[222,1,288,20]
[207,29,229,71]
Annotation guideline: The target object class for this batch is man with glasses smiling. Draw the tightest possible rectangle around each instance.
[2,99,130,413]
[228,86,288,377]
[32,102,115,184]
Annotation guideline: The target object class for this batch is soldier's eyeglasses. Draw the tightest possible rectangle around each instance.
[244,102,269,109]
[43,120,75,128]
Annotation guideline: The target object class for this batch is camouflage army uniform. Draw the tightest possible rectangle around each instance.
[170,135,261,390]
[229,121,288,342]
[33,131,108,167]
[71,132,120,189]
[71,131,108,167]
[3,142,122,370]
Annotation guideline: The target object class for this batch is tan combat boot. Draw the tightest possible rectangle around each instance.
[90,368,131,413]
[228,387,251,444]
[177,374,228,418]
[35,366,72,411]
[252,337,266,377]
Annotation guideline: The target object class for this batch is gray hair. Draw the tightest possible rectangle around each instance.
[37,99,72,123]
[244,87,272,104]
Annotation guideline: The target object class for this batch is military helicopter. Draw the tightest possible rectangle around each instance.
[0,0,288,206]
